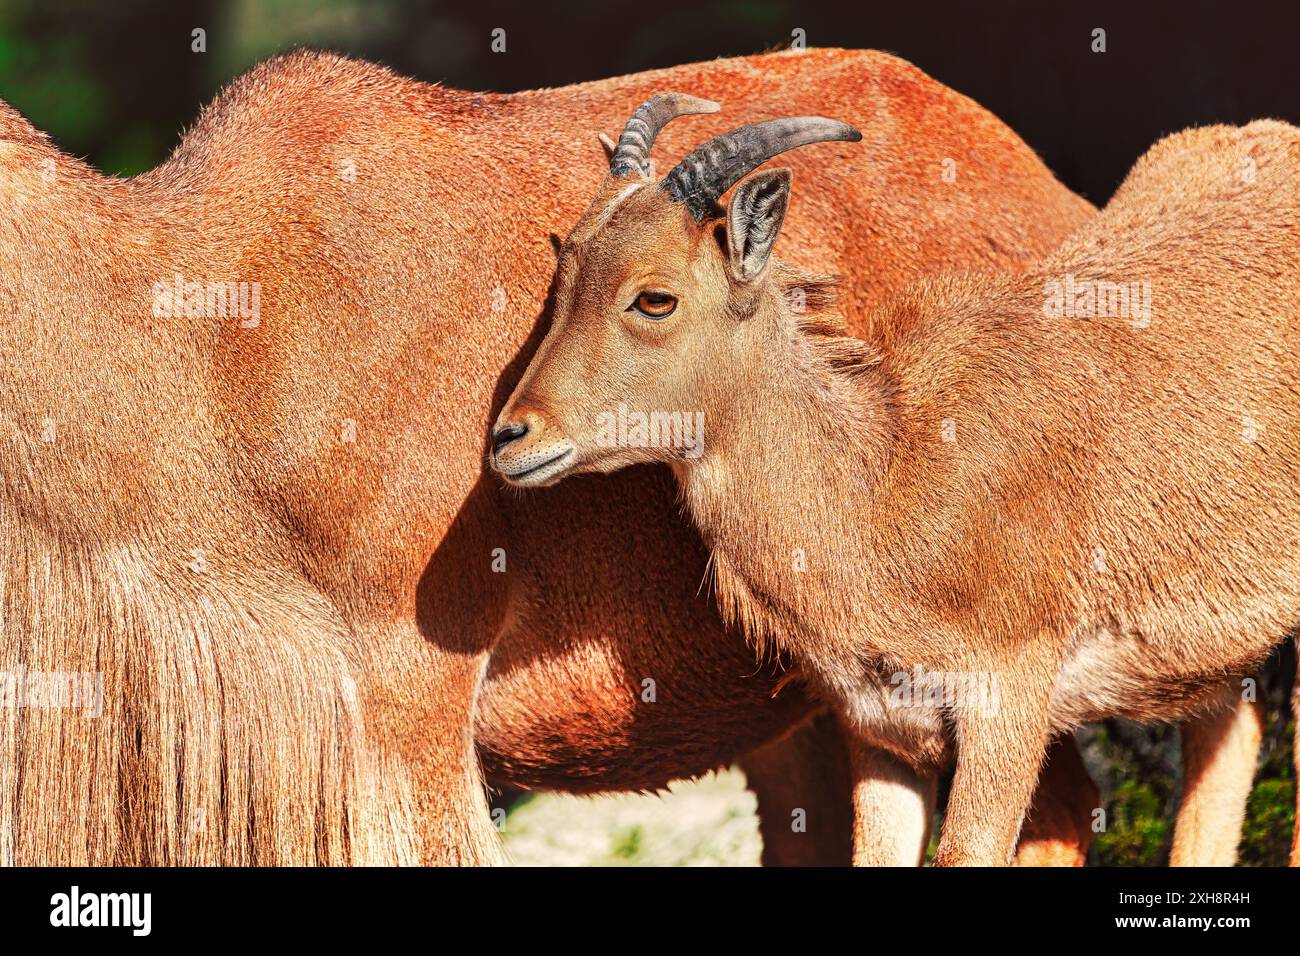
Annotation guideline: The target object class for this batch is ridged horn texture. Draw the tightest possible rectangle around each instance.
[608,93,721,178]
[662,117,863,220]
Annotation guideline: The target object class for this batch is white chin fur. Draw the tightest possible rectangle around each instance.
[498,445,576,486]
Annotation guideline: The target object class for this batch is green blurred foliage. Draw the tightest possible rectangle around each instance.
[1096,779,1173,866]
[610,824,644,860]
[1239,710,1295,866]
[0,2,108,159]
[0,0,410,173]
[0,0,800,175]
[1085,721,1177,866]
[1084,667,1295,867]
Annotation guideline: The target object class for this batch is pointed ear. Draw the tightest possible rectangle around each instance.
[726,167,792,282]
[597,132,617,162]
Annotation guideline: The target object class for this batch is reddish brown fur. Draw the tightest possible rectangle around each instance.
[473,49,1099,798]
[2,45,1255,865]
[2,42,1268,868]
[0,47,1099,866]
[1015,736,1098,866]
[739,713,855,866]
[494,119,1300,864]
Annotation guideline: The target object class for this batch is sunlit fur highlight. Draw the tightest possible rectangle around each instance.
[497,120,1300,866]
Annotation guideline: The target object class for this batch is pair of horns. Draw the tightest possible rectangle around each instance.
[606,92,862,221]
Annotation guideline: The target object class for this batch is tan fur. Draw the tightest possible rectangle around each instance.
[0,48,1104,866]
[844,730,935,865]
[1171,695,1264,865]
[494,120,1300,865]
[473,48,1101,805]
[3,44,1257,865]
[0,59,513,864]
[1015,736,1098,866]
[738,713,854,866]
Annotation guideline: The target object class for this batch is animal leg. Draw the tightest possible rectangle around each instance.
[844,731,936,866]
[1014,734,1098,866]
[932,671,1052,867]
[353,616,505,866]
[741,711,854,866]
[1171,695,1264,866]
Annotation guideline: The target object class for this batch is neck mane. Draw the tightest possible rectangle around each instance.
[675,266,898,661]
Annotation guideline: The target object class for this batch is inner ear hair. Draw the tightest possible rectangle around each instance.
[727,167,792,283]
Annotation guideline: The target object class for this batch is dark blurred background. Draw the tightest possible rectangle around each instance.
[1,0,1294,865]
[2,0,1300,204]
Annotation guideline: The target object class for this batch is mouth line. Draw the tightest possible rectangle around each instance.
[500,446,576,484]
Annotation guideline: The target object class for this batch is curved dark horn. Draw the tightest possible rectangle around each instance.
[608,93,721,178]
[662,117,862,220]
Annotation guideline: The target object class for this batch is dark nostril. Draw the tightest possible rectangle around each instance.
[492,421,528,456]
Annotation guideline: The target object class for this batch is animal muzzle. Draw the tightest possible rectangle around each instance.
[489,409,577,487]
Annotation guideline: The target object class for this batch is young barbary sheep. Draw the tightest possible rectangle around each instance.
[492,108,1300,865]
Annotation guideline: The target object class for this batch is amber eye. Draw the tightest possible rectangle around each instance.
[628,290,678,319]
